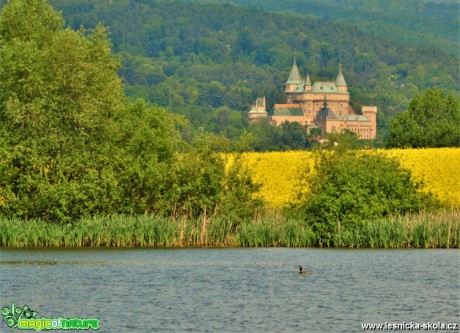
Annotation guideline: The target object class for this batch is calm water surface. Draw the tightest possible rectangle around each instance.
[0,248,459,332]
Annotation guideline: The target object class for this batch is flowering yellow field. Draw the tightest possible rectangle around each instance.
[383,148,460,208]
[226,152,314,207]
[229,148,460,208]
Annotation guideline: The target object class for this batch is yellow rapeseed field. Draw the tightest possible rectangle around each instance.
[226,152,314,207]
[228,148,460,208]
[383,148,460,208]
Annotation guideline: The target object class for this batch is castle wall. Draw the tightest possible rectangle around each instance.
[272,115,312,126]
[248,112,269,121]
[323,119,375,140]
[288,92,350,117]
[272,113,376,140]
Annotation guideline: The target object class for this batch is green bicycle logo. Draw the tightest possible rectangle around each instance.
[1,303,99,331]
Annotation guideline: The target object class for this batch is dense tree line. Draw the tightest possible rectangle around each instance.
[0,0,260,223]
[40,0,459,147]
[209,0,459,56]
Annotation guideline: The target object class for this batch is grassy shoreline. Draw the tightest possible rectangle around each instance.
[1,209,459,249]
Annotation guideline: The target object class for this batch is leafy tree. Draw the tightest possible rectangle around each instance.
[279,121,309,150]
[110,100,182,216]
[233,27,255,56]
[298,149,439,246]
[309,131,373,151]
[0,0,263,223]
[243,119,312,151]
[0,0,125,221]
[220,154,262,222]
[388,89,460,148]
[168,134,227,218]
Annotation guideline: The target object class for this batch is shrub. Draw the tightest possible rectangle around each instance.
[298,150,440,240]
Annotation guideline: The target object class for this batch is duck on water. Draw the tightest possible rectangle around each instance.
[297,265,313,275]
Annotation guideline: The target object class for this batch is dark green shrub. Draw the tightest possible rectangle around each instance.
[299,150,440,242]
[220,154,262,223]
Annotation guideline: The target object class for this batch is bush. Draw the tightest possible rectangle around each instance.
[388,88,460,148]
[220,154,262,222]
[298,149,440,242]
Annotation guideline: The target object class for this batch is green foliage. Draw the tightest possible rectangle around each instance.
[220,154,262,222]
[165,136,262,220]
[109,100,182,216]
[298,150,440,243]
[0,0,124,222]
[388,88,460,148]
[310,131,362,151]
[169,135,227,218]
[0,0,262,223]
[210,0,459,56]
[43,0,458,147]
[241,119,311,151]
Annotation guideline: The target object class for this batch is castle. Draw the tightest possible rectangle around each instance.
[248,61,377,139]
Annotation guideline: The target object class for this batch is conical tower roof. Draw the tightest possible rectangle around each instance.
[286,60,302,85]
[335,63,347,86]
[305,74,311,86]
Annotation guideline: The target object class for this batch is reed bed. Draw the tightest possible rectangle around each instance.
[0,209,458,248]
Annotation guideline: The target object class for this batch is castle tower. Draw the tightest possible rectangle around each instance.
[305,74,312,91]
[362,106,377,139]
[248,96,268,122]
[335,63,347,92]
[285,60,302,92]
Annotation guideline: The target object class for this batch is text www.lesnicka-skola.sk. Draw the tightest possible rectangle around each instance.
[361,321,459,331]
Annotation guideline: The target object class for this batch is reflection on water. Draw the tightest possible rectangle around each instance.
[0,248,459,333]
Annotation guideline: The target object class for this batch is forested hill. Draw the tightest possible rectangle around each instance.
[203,0,459,57]
[2,0,457,144]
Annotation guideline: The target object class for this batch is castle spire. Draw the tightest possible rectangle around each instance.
[286,59,302,85]
[305,73,311,86]
[335,62,347,87]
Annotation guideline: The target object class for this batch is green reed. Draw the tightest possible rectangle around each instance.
[337,209,460,249]
[0,209,458,248]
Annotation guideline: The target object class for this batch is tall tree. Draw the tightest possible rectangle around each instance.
[0,0,183,221]
[0,1,261,222]
[0,0,127,221]
[387,89,460,148]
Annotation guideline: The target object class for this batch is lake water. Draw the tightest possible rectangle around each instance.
[0,248,459,332]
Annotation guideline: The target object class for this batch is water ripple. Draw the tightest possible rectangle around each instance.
[0,248,458,333]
